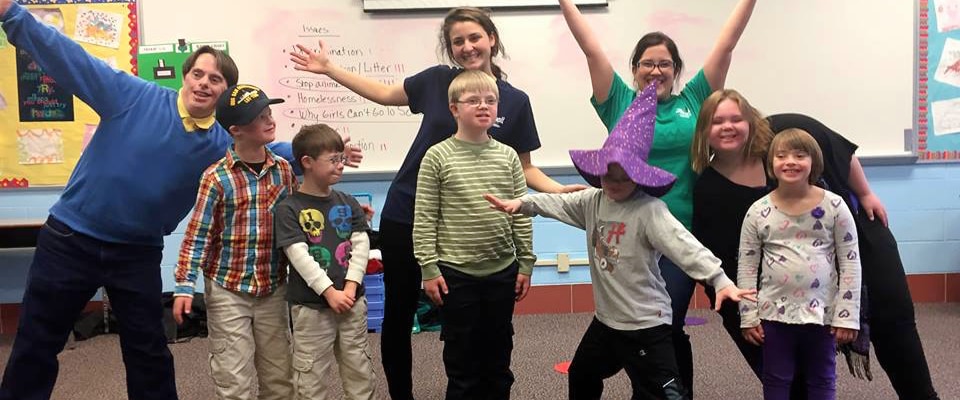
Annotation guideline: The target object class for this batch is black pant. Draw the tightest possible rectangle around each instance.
[854,212,939,400]
[0,217,176,400]
[568,319,687,400]
[379,218,421,400]
[438,263,518,400]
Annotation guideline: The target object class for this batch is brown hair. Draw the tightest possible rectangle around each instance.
[438,7,507,80]
[767,128,824,185]
[181,45,239,87]
[292,124,344,171]
[691,89,773,173]
[630,32,683,90]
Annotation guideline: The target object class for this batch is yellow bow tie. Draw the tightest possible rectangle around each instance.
[177,88,216,132]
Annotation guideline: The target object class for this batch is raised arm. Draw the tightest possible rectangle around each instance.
[702,0,757,90]
[291,40,408,106]
[558,0,615,103]
[2,1,146,118]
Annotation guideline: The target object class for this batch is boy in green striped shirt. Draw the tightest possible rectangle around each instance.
[413,70,536,399]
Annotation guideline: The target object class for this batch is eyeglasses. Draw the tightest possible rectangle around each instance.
[456,97,499,107]
[326,153,349,165]
[636,60,674,72]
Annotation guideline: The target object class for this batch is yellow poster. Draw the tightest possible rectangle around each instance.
[0,1,136,187]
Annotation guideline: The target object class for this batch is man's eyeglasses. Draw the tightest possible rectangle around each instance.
[326,153,349,165]
[456,97,499,107]
[636,60,674,72]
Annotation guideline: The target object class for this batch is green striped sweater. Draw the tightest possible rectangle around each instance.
[413,135,536,279]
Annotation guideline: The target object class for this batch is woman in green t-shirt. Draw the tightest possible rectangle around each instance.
[558,0,757,396]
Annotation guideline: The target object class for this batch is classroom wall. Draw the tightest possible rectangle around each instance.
[2,164,960,304]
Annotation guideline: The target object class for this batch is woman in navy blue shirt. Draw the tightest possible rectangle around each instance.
[292,7,584,399]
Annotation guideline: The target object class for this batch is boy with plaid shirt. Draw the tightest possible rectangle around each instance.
[173,84,297,400]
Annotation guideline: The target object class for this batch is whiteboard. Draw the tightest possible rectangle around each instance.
[362,0,607,11]
[138,0,914,173]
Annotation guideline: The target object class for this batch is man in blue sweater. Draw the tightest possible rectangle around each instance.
[0,1,356,399]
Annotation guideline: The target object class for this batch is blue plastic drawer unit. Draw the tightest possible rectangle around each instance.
[364,273,385,332]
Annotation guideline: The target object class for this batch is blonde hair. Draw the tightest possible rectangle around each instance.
[690,89,773,173]
[767,128,824,185]
[448,70,499,103]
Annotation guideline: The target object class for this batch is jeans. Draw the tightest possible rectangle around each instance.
[0,216,177,400]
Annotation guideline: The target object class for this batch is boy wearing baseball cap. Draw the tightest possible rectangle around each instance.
[174,84,298,399]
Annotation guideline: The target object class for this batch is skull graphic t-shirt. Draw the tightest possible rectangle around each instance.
[275,190,369,309]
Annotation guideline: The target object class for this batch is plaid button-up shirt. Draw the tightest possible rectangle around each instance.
[174,147,298,297]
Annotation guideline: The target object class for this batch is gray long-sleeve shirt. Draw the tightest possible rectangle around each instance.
[521,188,733,330]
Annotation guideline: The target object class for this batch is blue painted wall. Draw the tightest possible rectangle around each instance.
[1,164,959,303]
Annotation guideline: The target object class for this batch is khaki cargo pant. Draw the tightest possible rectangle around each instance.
[291,298,376,400]
[204,279,293,400]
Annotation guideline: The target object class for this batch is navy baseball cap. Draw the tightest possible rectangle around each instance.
[215,84,284,129]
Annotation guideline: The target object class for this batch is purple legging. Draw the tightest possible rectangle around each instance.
[761,320,837,400]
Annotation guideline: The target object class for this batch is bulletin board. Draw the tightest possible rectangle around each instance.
[0,0,138,187]
[917,0,960,161]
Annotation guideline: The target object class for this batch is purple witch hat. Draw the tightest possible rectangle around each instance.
[569,80,675,197]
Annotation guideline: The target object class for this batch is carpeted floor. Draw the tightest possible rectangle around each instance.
[1,303,957,399]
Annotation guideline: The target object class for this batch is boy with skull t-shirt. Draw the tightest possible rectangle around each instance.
[274,123,376,399]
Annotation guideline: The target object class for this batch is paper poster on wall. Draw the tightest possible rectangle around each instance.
[934,37,960,87]
[137,42,229,90]
[73,6,123,49]
[0,0,139,186]
[931,98,960,136]
[17,129,64,165]
[28,8,64,33]
[16,48,75,122]
[934,0,960,32]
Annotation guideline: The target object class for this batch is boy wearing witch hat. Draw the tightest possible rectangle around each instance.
[484,81,756,400]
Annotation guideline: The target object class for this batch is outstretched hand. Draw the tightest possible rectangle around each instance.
[290,40,335,75]
[340,133,363,168]
[713,285,757,311]
[560,183,590,193]
[483,193,522,214]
